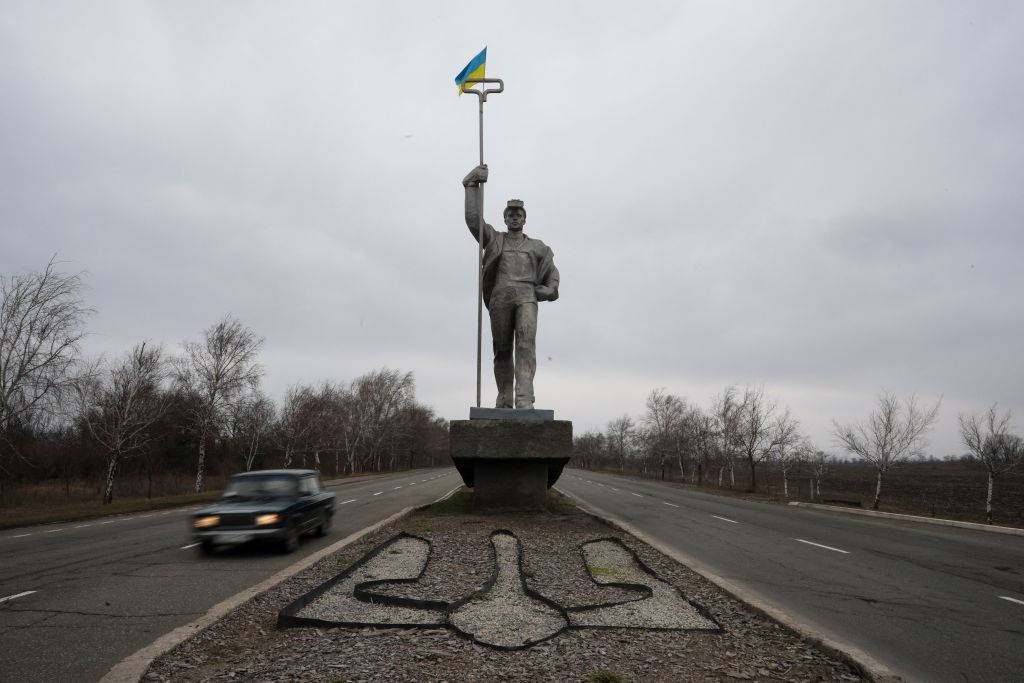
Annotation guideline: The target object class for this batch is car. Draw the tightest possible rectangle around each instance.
[191,469,335,555]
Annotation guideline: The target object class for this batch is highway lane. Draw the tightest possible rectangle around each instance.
[557,469,1024,683]
[0,467,458,683]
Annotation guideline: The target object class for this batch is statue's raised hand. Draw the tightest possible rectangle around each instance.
[463,164,489,187]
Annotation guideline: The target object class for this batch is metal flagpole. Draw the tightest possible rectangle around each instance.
[461,77,503,408]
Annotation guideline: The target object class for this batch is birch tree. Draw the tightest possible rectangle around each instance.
[958,405,1023,523]
[1,258,92,472]
[641,388,687,480]
[176,315,264,492]
[808,448,835,501]
[273,384,316,469]
[833,392,940,510]
[712,386,743,487]
[77,343,168,503]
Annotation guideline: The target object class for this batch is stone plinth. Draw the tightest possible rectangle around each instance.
[449,414,572,512]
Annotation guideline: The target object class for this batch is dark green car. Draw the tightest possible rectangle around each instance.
[191,469,335,555]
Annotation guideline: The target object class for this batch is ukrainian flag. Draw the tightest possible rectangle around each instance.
[454,47,486,95]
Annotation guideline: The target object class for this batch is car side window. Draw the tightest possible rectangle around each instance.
[300,476,317,495]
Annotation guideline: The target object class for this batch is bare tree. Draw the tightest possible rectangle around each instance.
[175,315,264,492]
[711,386,743,487]
[77,343,168,503]
[769,417,803,498]
[229,391,276,472]
[572,431,605,470]
[735,386,783,493]
[686,406,716,485]
[0,258,92,472]
[641,388,687,480]
[808,448,835,501]
[958,405,1023,523]
[833,392,940,510]
[605,414,635,473]
[273,384,316,469]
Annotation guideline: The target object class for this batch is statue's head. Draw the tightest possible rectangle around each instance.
[503,199,526,232]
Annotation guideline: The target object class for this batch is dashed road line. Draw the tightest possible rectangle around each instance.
[44,528,65,533]
[339,499,356,505]
[409,482,417,485]
[180,543,200,550]
[663,502,679,508]
[712,515,739,524]
[0,590,37,604]
[1000,596,1024,607]
[75,524,92,529]
[631,492,643,498]
[794,538,850,554]
[393,486,402,490]
[373,492,383,496]
[10,533,32,538]
[101,520,116,524]
[611,487,620,492]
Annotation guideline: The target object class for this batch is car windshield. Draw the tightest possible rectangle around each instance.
[223,475,297,499]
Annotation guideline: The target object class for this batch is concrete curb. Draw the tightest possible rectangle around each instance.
[787,501,1024,536]
[555,487,904,683]
[99,485,462,683]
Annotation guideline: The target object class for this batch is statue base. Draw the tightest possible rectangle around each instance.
[449,410,572,512]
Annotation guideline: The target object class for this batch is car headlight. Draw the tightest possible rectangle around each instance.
[194,515,220,528]
[256,514,281,526]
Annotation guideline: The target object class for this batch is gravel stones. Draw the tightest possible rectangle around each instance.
[144,490,868,682]
[449,532,566,647]
[570,539,718,630]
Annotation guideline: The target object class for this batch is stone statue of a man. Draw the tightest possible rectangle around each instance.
[463,164,560,410]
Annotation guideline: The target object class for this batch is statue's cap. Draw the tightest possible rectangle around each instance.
[504,199,526,216]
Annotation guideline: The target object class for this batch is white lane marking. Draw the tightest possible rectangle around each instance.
[611,488,620,491]
[160,511,173,515]
[10,533,32,538]
[409,482,417,485]
[393,486,402,490]
[631,492,643,498]
[373,492,383,496]
[1000,596,1024,607]
[75,524,92,529]
[663,502,679,508]
[180,543,200,550]
[421,480,430,483]
[0,590,37,604]
[597,483,605,487]
[794,538,850,554]
[101,520,116,525]
[140,514,154,518]
[44,528,65,533]
[340,499,356,505]
[712,515,739,524]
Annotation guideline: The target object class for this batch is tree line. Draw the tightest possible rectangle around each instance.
[0,260,448,504]
[573,385,1023,524]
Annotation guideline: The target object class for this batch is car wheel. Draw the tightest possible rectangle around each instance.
[281,522,300,554]
[198,540,214,556]
[315,511,332,537]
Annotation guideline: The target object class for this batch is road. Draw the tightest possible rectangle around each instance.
[557,469,1024,683]
[0,467,458,683]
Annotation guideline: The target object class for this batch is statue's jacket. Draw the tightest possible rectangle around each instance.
[476,223,559,311]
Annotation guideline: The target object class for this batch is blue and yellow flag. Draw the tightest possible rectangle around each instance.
[454,47,486,95]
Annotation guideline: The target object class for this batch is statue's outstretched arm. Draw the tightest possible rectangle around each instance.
[463,164,490,243]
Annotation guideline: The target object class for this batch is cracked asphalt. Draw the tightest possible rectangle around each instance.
[0,467,457,683]
[557,469,1024,682]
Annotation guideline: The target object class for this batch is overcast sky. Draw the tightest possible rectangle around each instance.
[2,1,1022,456]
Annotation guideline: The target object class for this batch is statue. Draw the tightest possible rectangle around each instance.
[463,164,560,410]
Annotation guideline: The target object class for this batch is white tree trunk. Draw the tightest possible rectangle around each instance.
[194,437,206,493]
[873,470,883,510]
[729,464,735,488]
[782,472,789,498]
[283,445,293,469]
[717,467,724,487]
[986,472,994,524]
[103,455,119,504]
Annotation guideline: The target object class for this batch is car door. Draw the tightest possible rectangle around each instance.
[297,475,319,532]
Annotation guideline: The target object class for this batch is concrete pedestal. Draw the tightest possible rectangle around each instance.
[449,412,572,512]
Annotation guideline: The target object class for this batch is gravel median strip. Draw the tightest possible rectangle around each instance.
[144,490,869,682]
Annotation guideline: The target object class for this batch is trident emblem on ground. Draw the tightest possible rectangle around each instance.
[278,531,720,650]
